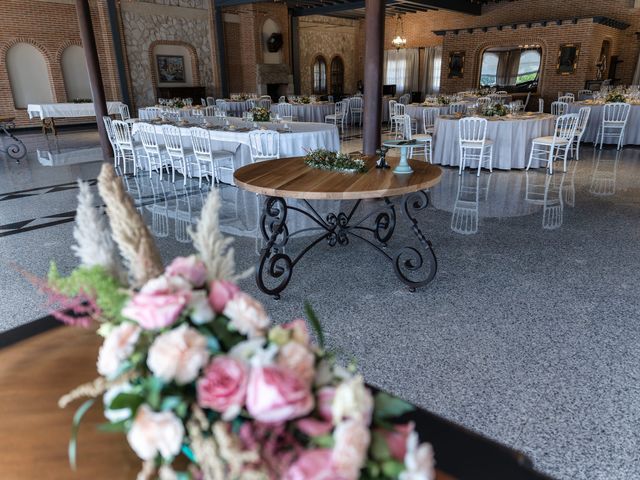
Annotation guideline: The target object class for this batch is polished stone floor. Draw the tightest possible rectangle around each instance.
[1,126,639,480]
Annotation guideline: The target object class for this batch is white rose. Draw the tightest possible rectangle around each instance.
[127,404,184,460]
[223,293,270,338]
[189,290,214,325]
[103,383,134,423]
[331,375,374,426]
[399,432,435,480]
[277,341,315,385]
[97,322,141,378]
[147,324,209,384]
[331,419,371,479]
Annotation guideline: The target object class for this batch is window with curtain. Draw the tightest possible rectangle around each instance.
[330,56,344,96]
[516,50,541,84]
[384,49,419,95]
[312,56,327,94]
[479,46,541,92]
[480,52,499,87]
[385,54,407,88]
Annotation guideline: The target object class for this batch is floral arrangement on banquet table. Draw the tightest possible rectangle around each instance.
[605,91,628,103]
[304,148,367,174]
[251,107,271,122]
[481,103,508,117]
[41,163,435,480]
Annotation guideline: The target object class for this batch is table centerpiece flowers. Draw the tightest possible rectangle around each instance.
[299,96,311,104]
[481,103,508,117]
[304,148,367,173]
[250,107,271,122]
[39,164,435,480]
[605,91,628,103]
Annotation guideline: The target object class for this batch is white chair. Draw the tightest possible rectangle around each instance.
[551,101,568,116]
[449,102,468,115]
[476,97,491,107]
[112,120,146,176]
[325,101,348,131]
[578,89,592,100]
[139,107,161,120]
[571,106,591,160]
[558,95,575,104]
[276,103,294,122]
[527,113,578,174]
[206,96,215,106]
[189,127,234,187]
[137,122,170,179]
[248,130,280,162]
[389,99,399,133]
[200,98,207,107]
[161,125,195,185]
[258,98,272,110]
[538,98,544,113]
[595,102,631,150]
[391,102,417,137]
[147,176,170,238]
[451,173,482,235]
[399,114,432,164]
[458,117,493,176]
[422,107,439,136]
[523,92,531,110]
[119,104,131,121]
[278,96,286,103]
[349,96,364,126]
[398,93,411,105]
[103,116,124,171]
[245,99,257,111]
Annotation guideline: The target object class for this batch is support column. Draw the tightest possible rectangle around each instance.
[106,0,131,108]
[76,0,112,160]
[214,5,229,98]
[291,15,301,95]
[362,0,384,155]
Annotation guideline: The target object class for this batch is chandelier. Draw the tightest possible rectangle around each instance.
[391,15,407,50]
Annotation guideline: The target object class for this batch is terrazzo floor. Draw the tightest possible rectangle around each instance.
[1,125,639,480]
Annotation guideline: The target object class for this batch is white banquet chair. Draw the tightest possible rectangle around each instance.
[258,98,272,110]
[476,97,491,107]
[398,93,411,105]
[527,113,578,174]
[350,96,364,126]
[449,102,468,115]
[578,89,592,100]
[595,102,631,150]
[138,122,170,179]
[538,98,544,113]
[119,104,131,121]
[458,117,493,176]
[325,101,348,132]
[103,116,124,172]
[551,101,568,116]
[278,96,286,103]
[571,106,591,159]
[558,95,575,104]
[398,114,431,163]
[189,127,234,187]
[206,96,215,106]
[509,100,525,113]
[277,103,294,122]
[112,119,146,176]
[422,107,439,136]
[248,130,280,162]
[161,125,195,185]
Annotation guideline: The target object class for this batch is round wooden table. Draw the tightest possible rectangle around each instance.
[234,155,442,298]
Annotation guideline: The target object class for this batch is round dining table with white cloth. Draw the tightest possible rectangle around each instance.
[270,102,335,122]
[219,101,249,116]
[432,113,556,170]
[131,117,340,185]
[567,102,640,145]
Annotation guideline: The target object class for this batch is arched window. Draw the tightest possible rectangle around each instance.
[330,56,344,96]
[6,43,54,108]
[312,56,327,95]
[61,45,91,101]
[480,52,499,87]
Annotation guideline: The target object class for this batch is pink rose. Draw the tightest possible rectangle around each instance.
[123,276,191,330]
[147,324,209,384]
[277,341,316,385]
[223,292,270,338]
[380,422,414,461]
[246,365,314,423]
[296,418,333,437]
[282,319,310,345]
[331,419,371,480]
[97,322,141,378]
[197,356,248,420]
[166,255,208,287]
[208,280,240,313]
[317,387,335,422]
[284,449,343,480]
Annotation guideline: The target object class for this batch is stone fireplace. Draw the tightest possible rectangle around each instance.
[256,63,293,99]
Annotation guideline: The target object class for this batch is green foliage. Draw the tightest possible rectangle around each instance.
[309,434,334,448]
[482,103,508,117]
[373,392,414,423]
[606,92,627,103]
[304,149,367,173]
[370,430,392,461]
[69,398,96,470]
[251,107,271,122]
[304,302,325,349]
[48,263,129,323]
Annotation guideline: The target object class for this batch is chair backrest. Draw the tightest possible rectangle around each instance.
[489,94,506,105]
[215,99,226,106]
[119,104,130,121]
[335,100,348,116]
[398,93,411,105]
[201,98,207,106]
[206,96,215,106]
[389,100,397,117]
[278,95,286,103]
[277,103,293,118]
[327,95,334,103]
[393,102,405,116]
[558,95,574,104]
[201,105,215,117]
[189,127,212,158]
[458,117,488,144]
[399,114,412,140]
[112,119,133,148]
[449,102,467,114]
[476,97,491,106]
[551,101,568,116]
[258,98,272,110]
[553,113,579,142]
[140,107,161,120]
[103,116,116,144]
[578,89,592,97]
[245,99,257,110]
[576,106,591,132]
[602,102,631,124]
[422,107,439,132]
[161,125,186,156]
[137,123,160,152]
[248,130,280,161]
[350,96,363,111]
[538,98,544,113]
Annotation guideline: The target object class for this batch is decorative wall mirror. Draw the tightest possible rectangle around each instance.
[478,45,541,93]
[448,51,465,78]
[557,44,580,75]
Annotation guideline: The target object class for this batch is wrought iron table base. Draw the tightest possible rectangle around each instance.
[0,119,26,161]
[257,191,437,299]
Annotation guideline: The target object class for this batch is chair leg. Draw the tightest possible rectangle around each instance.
[526,145,534,170]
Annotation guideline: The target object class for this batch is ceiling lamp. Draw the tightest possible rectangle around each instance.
[392,15,407,50]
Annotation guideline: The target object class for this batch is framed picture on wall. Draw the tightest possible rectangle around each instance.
[156,55,186,83]
[557,44,580,75]
[448,51,465,78]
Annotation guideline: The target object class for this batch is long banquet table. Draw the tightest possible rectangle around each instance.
[131,117,340,184]
[27,102,124,119]
[432,113,556,170]
[270,102,335,122]
[567,101,640,145]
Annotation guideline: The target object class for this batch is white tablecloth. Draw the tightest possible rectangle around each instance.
[567,102,640,145]
[220,101,250,116]
[432,114,556,170]
[131,117,340,184]
[27,102,123,119]
[270,103,335,123]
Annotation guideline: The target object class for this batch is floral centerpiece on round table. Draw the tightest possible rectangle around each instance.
[482,103,508,117]
[251,107,271,122]
[605,91,628,103]
[304,148,367,173]
[42,164,435,479]
[299,96,311,104]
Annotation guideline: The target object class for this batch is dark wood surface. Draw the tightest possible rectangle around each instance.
[234,155,442,200]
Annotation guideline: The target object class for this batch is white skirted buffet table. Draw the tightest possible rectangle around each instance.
[27,101,124,134]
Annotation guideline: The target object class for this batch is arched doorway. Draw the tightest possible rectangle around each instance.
[312,55,327,95]
[330,56,344,97]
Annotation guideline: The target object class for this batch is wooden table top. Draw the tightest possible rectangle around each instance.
[234,155,442,200]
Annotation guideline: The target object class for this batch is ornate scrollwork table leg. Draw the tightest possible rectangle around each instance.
[257,197,293,300]
[0,119,26,162]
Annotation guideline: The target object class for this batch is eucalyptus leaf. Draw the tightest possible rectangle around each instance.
[370,430,392,461]
[97,420,128,433]
[373,392,414,421]
[109,392,144,412]
[381,459,405,477]
[161,396,182,412]
[68,398,96,470]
